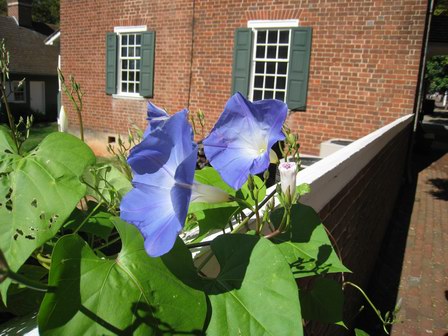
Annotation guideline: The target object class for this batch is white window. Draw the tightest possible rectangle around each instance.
[247,20,299,103]
[118,33,142,95]
[113,25,147,98]
[6,80,26,103]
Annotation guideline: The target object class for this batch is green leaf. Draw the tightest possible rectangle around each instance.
[237,175,266,207]
[354,328,370,336]
[0,132,95,299]
[189,167,237,213]
[271,203,350,278]
[38,217,207,335]
[0,125,19,171]
[205,234,303,336]
[83,163,132,204]
[191,206,238,242]
[64,201,114,240]
[296,183,311,197]
[0,264,47,316]
[299,278,345,325]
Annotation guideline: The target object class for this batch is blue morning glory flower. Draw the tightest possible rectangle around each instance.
[143,101,170,137]
[203,92,287,190]
[120,109,198,257]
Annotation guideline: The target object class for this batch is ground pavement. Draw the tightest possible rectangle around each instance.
[391,141,448,335]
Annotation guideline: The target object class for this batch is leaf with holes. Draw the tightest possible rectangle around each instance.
[271,203,350,278]
[205,234,303,336]
[0,132,95,300]
[0,125,20,172]
[38,217,207,335]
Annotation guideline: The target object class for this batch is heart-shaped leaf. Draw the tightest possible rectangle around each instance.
[0,132,95,299]
[38,218,207,335]
[271,203,350,278]
[299,277,345,325]
[205,234,303,336]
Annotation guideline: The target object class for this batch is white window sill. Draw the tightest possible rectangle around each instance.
[112,94,145,100]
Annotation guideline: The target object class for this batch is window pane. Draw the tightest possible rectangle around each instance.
[266,62,275,74]
[136,47,141,56]
[278,46,288,59]
[275,91,285,101]
[254,76,263,88]
[268,30,278,44]
[257,30,267,43]
[122,72,128,80]
[136,34,141,45]
[121,48,127,57]
[265,76,275,89]
[122,83,127,92]
[129,60,135,69]
[278,62,287,74]
[279,30,289,43]
[253,90,263,101]
[136,83,140,93]
[129,83,134,92]
[122,60,128,69]
[129,34,135,45]
[129,47,134,57]
[256,46,265,59]
[121,35,127,45]
[129,72,134,81]
[264,90,273,99]
[277,77,286,89]
[136,60,140,69]
[136,72,140,81]
[255,62,264,74]
[267,46,276,59]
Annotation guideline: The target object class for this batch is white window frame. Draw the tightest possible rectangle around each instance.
[6,80,26,103]
[247,20,299,103]
[113,25,147,99]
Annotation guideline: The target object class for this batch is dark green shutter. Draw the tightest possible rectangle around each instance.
[105,32,117,95]
[231,28,253,97]
[140,31,155,98]
[286,27,312,111]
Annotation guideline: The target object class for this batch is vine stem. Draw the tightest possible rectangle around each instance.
[74,201,104,234]
[343,281,390,335]
[1,269,49,292]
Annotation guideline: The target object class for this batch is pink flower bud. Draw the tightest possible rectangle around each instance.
[279,162,297,199]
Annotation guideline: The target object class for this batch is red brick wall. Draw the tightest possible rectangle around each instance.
[60,0,427,155]
[304,123,412,334]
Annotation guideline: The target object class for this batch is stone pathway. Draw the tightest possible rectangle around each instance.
[391,143,448,335]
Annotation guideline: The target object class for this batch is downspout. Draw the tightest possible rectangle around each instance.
[187,0,196,110]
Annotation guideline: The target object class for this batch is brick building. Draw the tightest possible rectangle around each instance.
[60,0,428,155]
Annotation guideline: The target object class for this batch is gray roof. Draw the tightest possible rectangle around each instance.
[0,16,59,76]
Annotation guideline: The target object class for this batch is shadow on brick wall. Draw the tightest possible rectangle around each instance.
[353,139,448,335]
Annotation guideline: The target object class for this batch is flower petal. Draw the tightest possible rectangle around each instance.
[203,92,287,190]
[120,108,197,257]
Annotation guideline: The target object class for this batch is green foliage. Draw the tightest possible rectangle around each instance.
[205,234,303,335]
[299,278,345,325]
[425,56,448,94]
[0,129,95,299]
[38,218,207,335]
[32,0,60,25]
[434,0,448,16]
[271,203,350,278]
[355,328,370,336]
[0,0,59,24]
